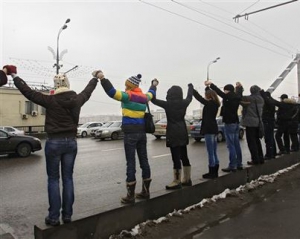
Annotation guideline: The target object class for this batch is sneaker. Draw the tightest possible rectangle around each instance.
[221,168,237,173]
[45,217,60,226]
[62,217,72,224]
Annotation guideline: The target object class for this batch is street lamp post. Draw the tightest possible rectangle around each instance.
[207,57,220,81]
[56,19,71,74]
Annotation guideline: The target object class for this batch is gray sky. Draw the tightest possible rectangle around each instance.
[1,0,299,116]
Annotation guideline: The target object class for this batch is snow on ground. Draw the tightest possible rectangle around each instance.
[109,163,300,239]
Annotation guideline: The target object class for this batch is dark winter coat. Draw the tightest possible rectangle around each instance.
[151,84,193,147]
[193,89,219,135]
[263,95,298,124]
[13,76,98,138]
[209,83,241,124]
[260,91,276,122]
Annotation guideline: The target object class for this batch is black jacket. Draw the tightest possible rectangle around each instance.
[260,91,276,122]
[13,77,98,138]
[193,89,219,135]
[209,83,241,124]
[152,85,193,147]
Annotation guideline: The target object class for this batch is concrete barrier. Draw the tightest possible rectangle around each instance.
[34,152,300,239]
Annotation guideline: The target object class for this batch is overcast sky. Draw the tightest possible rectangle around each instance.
[1,0,299,116]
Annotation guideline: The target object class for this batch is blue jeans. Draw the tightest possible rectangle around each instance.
[45,138,77,220]
[124,132,151,182]
[204,134,219,167]
[224,123,242,169]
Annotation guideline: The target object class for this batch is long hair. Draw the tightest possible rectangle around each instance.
[205,90,220,106]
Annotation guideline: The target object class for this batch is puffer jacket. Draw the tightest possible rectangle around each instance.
[100,78,156,133]
[13,76,98,138]
[240,93,264,127]
[152,84,193,147]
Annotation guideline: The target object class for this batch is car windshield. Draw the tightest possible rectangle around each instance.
[109,122,121,127]
[79,123,90,128]
[102,122,113,127]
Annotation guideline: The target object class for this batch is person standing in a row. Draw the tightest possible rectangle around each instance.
[152,83,194,189]
[0,67,8,86]
[240,85,265,165]
[192,86,220,178]
[205,80,243,172]
[94,71,158,204]
[5,65,99,226]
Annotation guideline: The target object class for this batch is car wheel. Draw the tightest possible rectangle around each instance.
[81,131,87,138]
[111,132,118,140]
[216,132,224,142]
[239,129,244,139]
[17,142,31,157]
[155,135,161,139]
[194,137,201,142]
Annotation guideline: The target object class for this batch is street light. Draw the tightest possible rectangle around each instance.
[55,19,71,74]
[207,57,220,81]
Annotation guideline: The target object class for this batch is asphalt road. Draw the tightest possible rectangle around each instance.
[0,135,252,239]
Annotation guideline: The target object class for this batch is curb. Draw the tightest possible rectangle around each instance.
[34,152,300,239]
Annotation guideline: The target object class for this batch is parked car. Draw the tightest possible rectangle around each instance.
[190,116,244,142]
[95,121,123,140]
[90,122,113,137]
[0,129,42,157]
[77,122,104,138]
[0,126,25,136]
[153,118,192,139]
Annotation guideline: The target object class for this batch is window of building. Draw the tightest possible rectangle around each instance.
[25,101,38,114]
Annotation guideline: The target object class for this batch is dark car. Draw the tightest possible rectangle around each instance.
[190,117,244,142]
[0,129,42,157]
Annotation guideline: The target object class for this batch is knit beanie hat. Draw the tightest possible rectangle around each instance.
[250,85,261,94]
[224,84,234,92]
[125,74,142,89]
[53,74,70,89]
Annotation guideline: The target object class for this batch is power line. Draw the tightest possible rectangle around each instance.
[139,0,291,58]
[172,0,293,55]
[233,0,298,21]
[196,0,298,53]
[238,0,261,15]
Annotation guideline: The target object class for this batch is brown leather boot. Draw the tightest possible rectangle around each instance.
[136,178,152,199]
[121,181,136,204]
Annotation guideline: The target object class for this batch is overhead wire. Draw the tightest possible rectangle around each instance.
[238,0,261,15]
[196,0,298,54]
[171,0,294,55]
[139,0,291,58]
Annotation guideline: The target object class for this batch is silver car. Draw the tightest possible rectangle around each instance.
[95,121,123,140]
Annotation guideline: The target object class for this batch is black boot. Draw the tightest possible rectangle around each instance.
[214,164,219,178]
[121,181,136,204]
[202,167,215,179]
[136,178,151,199]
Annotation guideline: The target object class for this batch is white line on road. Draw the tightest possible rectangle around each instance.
[102,148,124,152]
[152,154,171,158]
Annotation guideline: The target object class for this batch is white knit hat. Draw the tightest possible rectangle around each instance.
[53,74,70,89]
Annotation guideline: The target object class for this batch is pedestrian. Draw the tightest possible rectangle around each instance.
[5,65,99,226]
[94,71,158,204]
[240,85,265,165]
[262,92,298,154]
[205,80,243,172]
[192,87,220,178]
[0,67,9,86]
[151,83,194,189]
[260,91,277,159]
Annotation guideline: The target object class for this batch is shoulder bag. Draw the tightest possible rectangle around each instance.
[144,103,155,134]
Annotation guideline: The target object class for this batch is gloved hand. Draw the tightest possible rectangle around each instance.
[188,83,194,88]
[92,70,104,80]
[3,65,17,75]
[151,78,159,86]
[204,80,211,86]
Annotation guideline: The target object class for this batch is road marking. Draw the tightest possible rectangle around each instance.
[152,153,171,158]
[102,148,124,152]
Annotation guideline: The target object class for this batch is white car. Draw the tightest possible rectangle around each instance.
[0,126,25,136]
[90,122,113,137]
[77,122,104,138]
